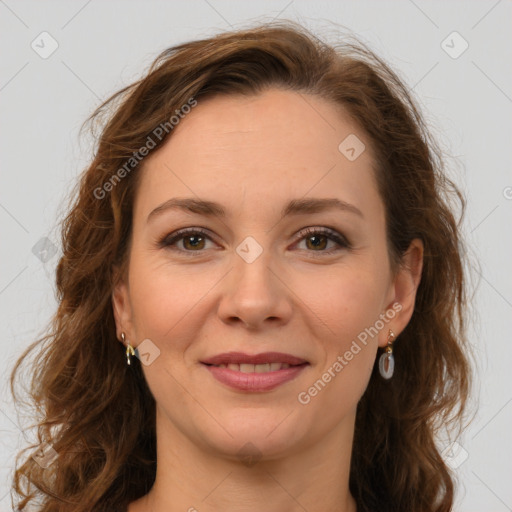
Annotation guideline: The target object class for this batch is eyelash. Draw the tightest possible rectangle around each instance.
[157,226,351,257]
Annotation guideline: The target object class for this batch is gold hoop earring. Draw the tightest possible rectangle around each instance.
[121,332,135,366]
[379,329,395,379]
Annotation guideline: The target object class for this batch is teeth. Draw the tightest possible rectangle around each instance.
[255,363,270,373]
[213,362,294,372]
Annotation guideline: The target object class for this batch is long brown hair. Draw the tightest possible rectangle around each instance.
[10,21,472,512]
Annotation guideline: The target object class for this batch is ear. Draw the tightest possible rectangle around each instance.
[379,238,424,347]
[111,264,136,348]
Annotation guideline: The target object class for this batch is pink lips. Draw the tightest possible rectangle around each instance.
[201,351,307,366]
[201,351,309,392]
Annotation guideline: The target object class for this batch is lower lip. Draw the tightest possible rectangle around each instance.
[202,363,308,392]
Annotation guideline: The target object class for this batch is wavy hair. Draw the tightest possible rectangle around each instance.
[10,21,472,512]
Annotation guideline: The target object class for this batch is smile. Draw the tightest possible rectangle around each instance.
[209,362,293,372]
[202,362,309,392]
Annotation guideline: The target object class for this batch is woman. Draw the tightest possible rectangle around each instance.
[10,22,471,512]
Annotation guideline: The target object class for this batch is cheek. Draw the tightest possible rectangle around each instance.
[305,264,387,339]
[127,254,216,346]
[297,267,384,403]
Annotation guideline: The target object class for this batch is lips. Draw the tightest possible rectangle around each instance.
[201,351,308,366]
[201,352,309,392]
[209,362,293,373]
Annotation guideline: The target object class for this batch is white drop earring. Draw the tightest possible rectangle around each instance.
[379,329,395,379]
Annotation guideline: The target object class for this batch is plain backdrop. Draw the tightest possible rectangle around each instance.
[1,1,511,511]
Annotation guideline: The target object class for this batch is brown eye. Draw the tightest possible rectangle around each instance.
[182,234,206,250]
[159,228,215,253]
[159,226,350,257]
[295,227,350,254]
[305,234,328,251]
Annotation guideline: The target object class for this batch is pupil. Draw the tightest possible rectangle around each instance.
[308,235,326,250]
[186,235,203,248]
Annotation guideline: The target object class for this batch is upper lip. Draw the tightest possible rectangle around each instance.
[201,352,308,366]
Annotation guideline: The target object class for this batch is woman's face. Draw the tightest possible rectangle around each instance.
[113,88,421,461]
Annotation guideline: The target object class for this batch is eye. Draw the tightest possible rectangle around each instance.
[158,228,216,254]
[293,227,351,254]
[157,226,351,256]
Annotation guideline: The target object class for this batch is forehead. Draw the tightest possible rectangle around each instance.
[133,89,381,223]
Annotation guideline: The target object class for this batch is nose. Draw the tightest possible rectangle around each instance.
[217,247,293,330]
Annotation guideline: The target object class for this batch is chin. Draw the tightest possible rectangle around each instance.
[201,410,310,462]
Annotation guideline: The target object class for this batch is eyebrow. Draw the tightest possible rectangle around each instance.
[147,197,364,223]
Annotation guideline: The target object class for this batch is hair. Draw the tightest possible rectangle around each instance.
[10,21,472,512]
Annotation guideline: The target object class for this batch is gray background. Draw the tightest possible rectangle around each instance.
[1,1,511,510]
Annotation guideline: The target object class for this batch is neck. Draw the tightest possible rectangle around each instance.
[129,407,358,512]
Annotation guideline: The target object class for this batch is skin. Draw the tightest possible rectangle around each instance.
[112,88,423,512]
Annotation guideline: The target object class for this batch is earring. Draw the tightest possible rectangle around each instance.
[379,329,395,379]
[121,332,135,366]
